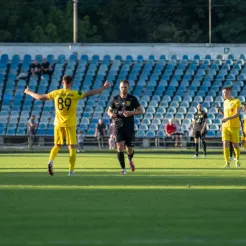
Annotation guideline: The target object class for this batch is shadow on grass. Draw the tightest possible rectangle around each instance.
[0,167,245,170]
[0,171,246,188]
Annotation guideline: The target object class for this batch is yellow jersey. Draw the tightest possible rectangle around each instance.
[244,115,246,133]
[223,98,241,128]
[47,89,85,127]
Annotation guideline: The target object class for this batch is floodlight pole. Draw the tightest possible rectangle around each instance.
[73,0,78,44]
[209,0,212,44]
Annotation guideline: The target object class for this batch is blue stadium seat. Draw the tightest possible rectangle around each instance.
[16,128,26,135]
[206,130,216,137]
[183,119,191,125]
[149,124,158,131]
[0,128,6,135]
[238,96,245,102]
[156,130,165,138]
[6,128,16,135]
[154,112,164,119]
[136,130,145,138]
[175,113,184,119]
[139,124,148,131]
[180,101,189,108]
[207,113,215,120]
[149,101,158,107]
[164,113,174,119]
[185,113,194,119]
[152,118,161,125]
[146,130,155,138]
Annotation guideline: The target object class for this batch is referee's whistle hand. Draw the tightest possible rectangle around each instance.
[123,111,132,117]
[110,113,117,119]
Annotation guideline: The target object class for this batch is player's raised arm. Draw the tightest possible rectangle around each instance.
[84,81,110,98]
[24,87,48,100]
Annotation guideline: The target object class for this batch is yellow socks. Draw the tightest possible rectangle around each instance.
[223,148,230,163]
[69,148,76,171]
[49,146,60,162]
[234,147,240,161]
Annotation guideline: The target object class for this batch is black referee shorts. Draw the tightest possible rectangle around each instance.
[115,127,135,147]
[194,130,206,140]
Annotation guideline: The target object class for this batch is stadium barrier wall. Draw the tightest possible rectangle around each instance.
[1,43,246,60]
[0,135,222,149]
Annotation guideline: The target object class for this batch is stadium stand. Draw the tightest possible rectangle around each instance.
[0,53,245,144]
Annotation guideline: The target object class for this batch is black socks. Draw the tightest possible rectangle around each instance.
[117,152,125,169]
[127,150,134,161]
[195,143,199,156]
[202,140,206,156]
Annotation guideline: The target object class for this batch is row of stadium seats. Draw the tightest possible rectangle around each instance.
[0,53,245,138]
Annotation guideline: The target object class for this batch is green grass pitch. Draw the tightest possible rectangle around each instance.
[0,152,246,246]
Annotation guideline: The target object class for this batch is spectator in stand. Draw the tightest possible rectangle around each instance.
[28,60,42,80]
[27,115,38,150]
[165,119,177,146]
[175,119,184,147]
[187,123,194,148]
[41,58,52,79]
[95,119,106,149]
[109,119,116,137]
[108,134,116,150]
[108,120,116,150]
[77,130,85,152]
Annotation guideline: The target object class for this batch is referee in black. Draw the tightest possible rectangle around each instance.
[108,80,143,174]
[193,104,208,158]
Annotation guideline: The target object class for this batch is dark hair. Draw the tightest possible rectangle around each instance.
[120,80,129,85]
[63,75,73,84]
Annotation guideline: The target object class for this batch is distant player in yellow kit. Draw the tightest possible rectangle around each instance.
[24,75,110,176]
[242,102,246,150]
[221,86,241,168]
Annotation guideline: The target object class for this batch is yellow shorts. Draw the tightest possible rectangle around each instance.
[241,135,246,141]
[222,127,240,143]
[54,126,76,145]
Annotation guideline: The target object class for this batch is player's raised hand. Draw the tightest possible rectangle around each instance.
[24,87,31,94]
[103,81,110,89]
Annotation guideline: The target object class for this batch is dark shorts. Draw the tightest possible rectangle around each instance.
[28,129,36,136]
[115,127,135,147]
[194,130,206,140]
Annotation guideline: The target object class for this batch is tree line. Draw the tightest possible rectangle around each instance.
[1,0,246,43]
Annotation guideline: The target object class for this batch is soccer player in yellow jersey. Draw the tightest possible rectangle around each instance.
[24,75,110,176]
[221,86,241,168]
[242,102,246,149]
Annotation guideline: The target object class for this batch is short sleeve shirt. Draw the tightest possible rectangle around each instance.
[193,110,208,131]
[109,94,140,130]
[47,89,85,127]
